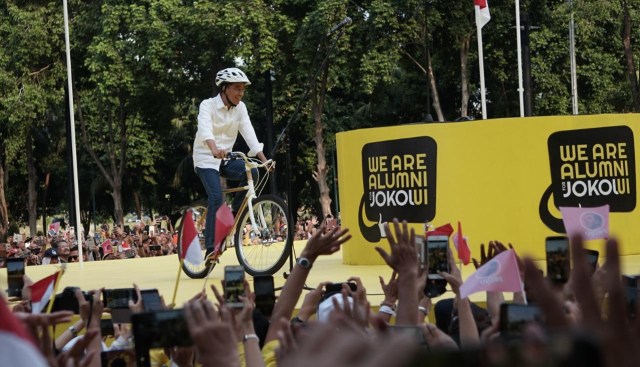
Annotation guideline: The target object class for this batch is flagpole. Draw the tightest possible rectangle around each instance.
[170,258,183,309]
[63,0,84,269]
[568,0,579,114]
[45,267,66,314]
[515,0,524,117]
[475,7,488,120]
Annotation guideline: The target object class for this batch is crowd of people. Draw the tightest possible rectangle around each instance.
[1,219,639,367]
[0,221,178,268]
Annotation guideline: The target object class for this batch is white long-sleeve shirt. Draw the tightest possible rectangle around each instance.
[192,95,264,170]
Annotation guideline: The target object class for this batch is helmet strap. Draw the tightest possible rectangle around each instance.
[221,85,237,108]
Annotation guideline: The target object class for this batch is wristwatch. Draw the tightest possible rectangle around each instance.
[68,325,79,338]
[296,257,312,269]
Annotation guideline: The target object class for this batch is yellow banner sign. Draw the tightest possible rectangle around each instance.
[336,114,638,265]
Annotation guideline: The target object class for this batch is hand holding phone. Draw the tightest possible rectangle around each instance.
[499,303,541,340]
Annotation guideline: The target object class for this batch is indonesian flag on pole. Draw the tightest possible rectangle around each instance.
[459,250,523,299]
[452,221,471,265]
[179,209,204,266]
[474,0,491,29]
[0,296,48,367]
[559,205,610,240]
[30,271,61,314]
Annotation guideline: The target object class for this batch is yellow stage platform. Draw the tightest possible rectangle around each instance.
[3,240,640,309]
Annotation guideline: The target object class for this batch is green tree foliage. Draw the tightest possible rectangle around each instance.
[1,0,640,233]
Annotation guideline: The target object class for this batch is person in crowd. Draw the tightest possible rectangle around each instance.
[41,248,59,265]
[192,67,271,259]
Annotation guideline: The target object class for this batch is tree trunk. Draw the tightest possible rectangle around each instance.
[112,176,124,225]
[133,191,142,221]
[311,63,333,219]
[460,34,472,117]
[427,48,445,122]
[621,0,640,111]
[27,130,38,236]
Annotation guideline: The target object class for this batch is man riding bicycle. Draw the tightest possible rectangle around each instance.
[193,67,271,259]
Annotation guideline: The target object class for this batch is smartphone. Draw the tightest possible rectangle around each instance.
[387,325,428,348]
[100,318,115,336]
[426,236,449,279]
[149,245,161,252]
[499,303,541,339]
[254,275,276,317]
[416,235,427,270]
[132,309,192,367]
[224,266,245,308]
[101,348,134,367]
[103,288,137,323]
[584,249,599,275]
[141,289,163,311]
[324,282,357,294]
[6,258,25,298]
[545,236,571,284]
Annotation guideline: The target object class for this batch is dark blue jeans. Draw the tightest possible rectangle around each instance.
[196,161,258,252]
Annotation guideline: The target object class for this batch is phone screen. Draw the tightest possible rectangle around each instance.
[499,303,541,339]
[103,288,137,309]
[6,258,25,298]
[254,276,275,317]
[427,237,449,279]
[416,235,427,270]
[224,266,245,308]
[545,236,570,284]
[132,309,192,366]
[141,289,163,311]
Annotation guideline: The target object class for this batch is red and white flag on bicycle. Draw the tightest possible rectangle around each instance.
[214,205,235,252]
[180,209,204,266]
[30,271,61,314]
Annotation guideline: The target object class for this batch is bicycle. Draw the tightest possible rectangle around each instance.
[177,151,292,278]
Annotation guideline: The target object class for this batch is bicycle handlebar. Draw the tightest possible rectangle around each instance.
[226,152,274,169]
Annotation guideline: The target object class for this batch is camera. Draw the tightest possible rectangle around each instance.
[50,286,93,314]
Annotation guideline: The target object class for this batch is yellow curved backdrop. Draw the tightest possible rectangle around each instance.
[337,114,639,265]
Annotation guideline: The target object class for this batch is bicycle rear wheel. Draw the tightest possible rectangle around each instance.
[234,194,292,276]
[177,204,215,279]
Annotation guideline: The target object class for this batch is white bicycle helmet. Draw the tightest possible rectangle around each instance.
[215,67,251,87]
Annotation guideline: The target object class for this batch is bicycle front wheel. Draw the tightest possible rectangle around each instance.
[235,194,292,276]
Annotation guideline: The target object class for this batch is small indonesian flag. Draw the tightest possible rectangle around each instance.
[101,240,113,255]
[180,209,204,266]
[453,221,471,266]
[214,205,235,252]
[48,222,60,237]
[0,296,48,366]
[459,250,523,299]
[426,223,454,238]
[29,271,61,314]
[474,0,491,29]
